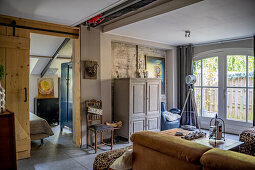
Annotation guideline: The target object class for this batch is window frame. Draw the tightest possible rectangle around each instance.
[194,48,253,134]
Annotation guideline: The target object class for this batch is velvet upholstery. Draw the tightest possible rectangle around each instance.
[131,131,211,170]
[161,102,181,130]
[200,148,255,170]
[131,131,255,170]
[133,143,202,170]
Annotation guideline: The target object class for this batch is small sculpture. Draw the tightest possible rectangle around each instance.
[84,61,99,79]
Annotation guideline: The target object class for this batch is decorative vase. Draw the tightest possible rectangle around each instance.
[0,82,5,113]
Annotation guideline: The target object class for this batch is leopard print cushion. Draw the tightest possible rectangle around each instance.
[239,127,255,156]
[93,145,132,170]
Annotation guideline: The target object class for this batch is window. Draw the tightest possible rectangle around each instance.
[193,49,254,132]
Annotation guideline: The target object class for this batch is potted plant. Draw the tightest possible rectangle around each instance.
[0,64,5,113]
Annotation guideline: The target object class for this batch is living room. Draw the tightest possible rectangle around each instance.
[0,0,254,170]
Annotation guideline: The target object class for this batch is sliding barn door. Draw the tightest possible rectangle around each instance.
[0,26,30,159]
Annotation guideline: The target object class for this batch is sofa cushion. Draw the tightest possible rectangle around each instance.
[200,148,255,170]
[133,143,202,170]
[131,131,211,164]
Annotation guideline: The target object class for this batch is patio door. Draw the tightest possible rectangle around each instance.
[194,49,254,134]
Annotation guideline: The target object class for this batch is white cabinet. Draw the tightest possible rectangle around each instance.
[114,78,161,141]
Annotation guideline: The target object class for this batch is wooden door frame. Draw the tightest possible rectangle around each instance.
[0,15,82,147]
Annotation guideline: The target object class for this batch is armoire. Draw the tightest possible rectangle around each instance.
[113,78,161,141]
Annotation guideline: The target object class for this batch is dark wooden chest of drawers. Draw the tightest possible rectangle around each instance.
[0,110,17,169]
[34,98,59,124]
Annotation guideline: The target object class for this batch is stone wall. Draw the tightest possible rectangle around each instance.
[111,41,167,102]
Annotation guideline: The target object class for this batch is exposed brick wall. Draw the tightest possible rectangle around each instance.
[111,41,167,103]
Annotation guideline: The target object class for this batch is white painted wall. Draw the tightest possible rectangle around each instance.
[80,27,102,146]
[29,75,59,113]
[166,48,178,109]
[80,25,177,146]
[194,39,253,55]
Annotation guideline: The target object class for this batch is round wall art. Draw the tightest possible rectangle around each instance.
[38,78,54,98]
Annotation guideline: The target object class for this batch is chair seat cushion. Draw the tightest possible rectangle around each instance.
[89,124,113,132]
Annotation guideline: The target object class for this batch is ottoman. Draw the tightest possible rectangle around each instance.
[239,127,255,156]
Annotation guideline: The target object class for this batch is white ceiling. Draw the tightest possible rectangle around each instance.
[108,0,255,45]
[30,33,72,75]
[0,0,124,26]
[30,33,65,56]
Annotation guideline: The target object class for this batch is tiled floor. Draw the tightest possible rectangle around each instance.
[18,126,239,170]
[18,125,130,170]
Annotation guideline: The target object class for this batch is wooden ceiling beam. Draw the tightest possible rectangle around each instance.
[30,55,71,60]
[0,14,79,39]
[41,38,70,77]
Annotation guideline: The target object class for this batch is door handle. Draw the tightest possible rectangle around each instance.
[24,87,27,102]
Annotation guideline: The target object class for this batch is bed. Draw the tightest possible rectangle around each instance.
[30,112,54,143]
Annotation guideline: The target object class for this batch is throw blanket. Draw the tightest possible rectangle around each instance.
[163,111,181,122]
[30,112,54,136]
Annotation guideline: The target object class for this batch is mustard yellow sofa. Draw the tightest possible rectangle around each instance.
[131,131,255,170]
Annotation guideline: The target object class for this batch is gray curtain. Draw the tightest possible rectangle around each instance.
[177,45,195,126]
[253,35,255,126]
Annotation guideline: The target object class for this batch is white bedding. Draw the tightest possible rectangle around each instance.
[30,112,54,136]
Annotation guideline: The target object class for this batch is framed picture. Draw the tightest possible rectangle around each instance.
[38,78,54,98]
[146,56,165,94]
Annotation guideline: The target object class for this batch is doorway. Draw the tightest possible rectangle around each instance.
[60,61,73,131]
[29,33,74,145]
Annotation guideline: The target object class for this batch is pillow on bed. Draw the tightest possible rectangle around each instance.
[164,111,181,122]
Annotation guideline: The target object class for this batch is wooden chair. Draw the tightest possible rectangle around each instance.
[86,99,114,153]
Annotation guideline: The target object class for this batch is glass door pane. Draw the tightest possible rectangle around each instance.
[248,56,254,87]
[202,57,218,117]
[193,60,201,86]
[248,89,253,123]
[203,57,218,86]
[226,55,249,122]
[194,87,201,116]
[227,88,246,121]
[202,88,218,117]
[227,55,246,87]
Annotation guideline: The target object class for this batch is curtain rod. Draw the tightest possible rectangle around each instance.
[193,36,253,47]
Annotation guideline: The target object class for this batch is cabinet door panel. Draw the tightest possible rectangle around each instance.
[132,118,146,134]
[131,82,146,116]
[147,81,160,115]
[147,116,160,131]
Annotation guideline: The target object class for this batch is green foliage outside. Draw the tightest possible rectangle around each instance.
[0,64,4,81]
[193,55,255,121]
